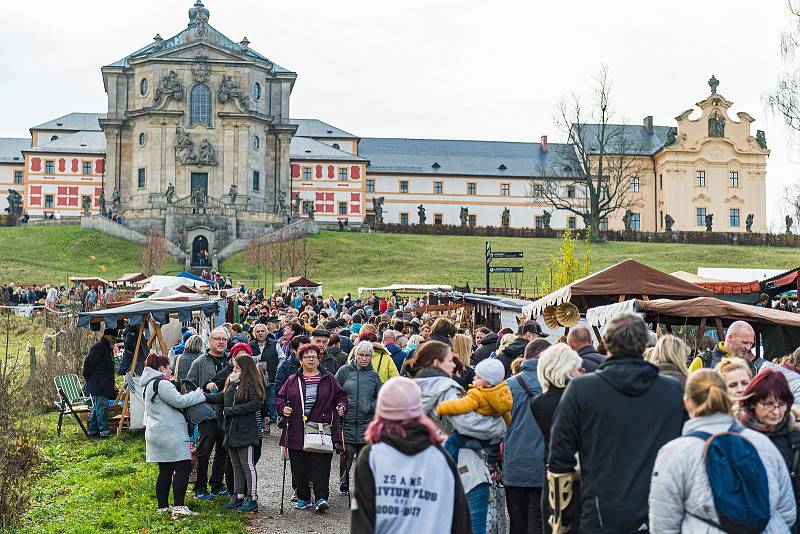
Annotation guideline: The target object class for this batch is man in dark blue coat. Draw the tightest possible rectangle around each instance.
[82,328,118,438]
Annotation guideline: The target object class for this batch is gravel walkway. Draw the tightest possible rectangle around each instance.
[247,429,352,533]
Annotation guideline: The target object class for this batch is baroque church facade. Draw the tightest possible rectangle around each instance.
[0,1,771,265]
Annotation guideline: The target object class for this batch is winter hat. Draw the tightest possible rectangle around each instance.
[230,342,252,357]
[475,358,505,386]
[376,377,423,421]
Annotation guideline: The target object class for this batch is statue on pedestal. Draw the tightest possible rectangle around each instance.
[81,196,91,216]
[746,213,754,233]
[4,189,22,218]
[542,210,551,229]
[278,191,287,215]
[417,204,426,225]
[165,183,175,204]
[786,215,794,234]
[705,213,714,232]
[459,206,469,226]
[501,207,510,227]
[623,209,633,231]
[111,186,121,211]
[191,186,206,208]
[199,139,217,165]
[228,184,238,205]
[372,196,385,224]
[664,213,674,232]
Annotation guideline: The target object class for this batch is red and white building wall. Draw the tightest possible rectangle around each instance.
[23,152,105,218]
[290,160,366,225]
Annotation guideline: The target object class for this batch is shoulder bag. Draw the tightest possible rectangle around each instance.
[298,377,333,453]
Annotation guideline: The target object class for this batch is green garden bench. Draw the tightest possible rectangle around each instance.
[53,374,91,436]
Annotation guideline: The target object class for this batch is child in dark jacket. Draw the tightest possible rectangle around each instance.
[206,354,266,513]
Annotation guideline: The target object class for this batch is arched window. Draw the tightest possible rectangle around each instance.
[190,84,211,127]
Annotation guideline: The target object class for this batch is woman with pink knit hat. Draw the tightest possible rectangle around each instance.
[351,376,472,534]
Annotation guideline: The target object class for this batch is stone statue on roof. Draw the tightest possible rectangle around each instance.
[708,75,719,95]
[756,130,768,149]
[417,204,427,225]
[665,127,677,146]
[746,213,754,232]
[189,0,210,38]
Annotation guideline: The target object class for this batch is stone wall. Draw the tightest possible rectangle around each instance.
[374,223,800,247]
[80,215,186,260]
[216,219,318,263]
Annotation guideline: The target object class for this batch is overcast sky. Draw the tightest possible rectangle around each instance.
[1,0,796,229]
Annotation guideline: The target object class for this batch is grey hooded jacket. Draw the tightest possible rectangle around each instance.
[649,412,796,534]
[502,359,544,487]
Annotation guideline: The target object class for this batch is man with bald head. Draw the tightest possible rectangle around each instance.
[567,326,606,372]
[707,320,763,373]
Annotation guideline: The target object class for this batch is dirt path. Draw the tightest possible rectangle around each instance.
[247,430,351,533]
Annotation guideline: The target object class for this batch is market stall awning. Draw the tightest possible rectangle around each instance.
[358,284,453,296]
[115,272,145,284]
[463,293,532,313]
[523,259,712,319]
[280,276,321,288]
[78,298,220,328]
[69,276,109,287]
[762,266,800,296]
[141,275,209,292]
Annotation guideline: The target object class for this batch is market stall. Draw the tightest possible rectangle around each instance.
[78,297,220,434]
[279,276,322,297]
[357,284,454,297]
[585,297,800,359]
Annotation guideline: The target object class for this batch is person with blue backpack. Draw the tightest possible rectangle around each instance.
[649,369,796,533]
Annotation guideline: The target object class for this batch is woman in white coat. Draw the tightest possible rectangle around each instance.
[648,369,796,533]
[140,352,206,516]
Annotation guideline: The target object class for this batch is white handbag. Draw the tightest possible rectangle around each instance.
[298,379,333,453]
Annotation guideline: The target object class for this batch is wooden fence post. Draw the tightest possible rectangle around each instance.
[28,345,36,386]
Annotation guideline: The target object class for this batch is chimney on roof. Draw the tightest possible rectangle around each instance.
[643,116,653,135]
[240,37,250,50]
[540,135,548,153]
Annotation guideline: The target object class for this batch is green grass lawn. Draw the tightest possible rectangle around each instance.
[0,225,182,286]
[222,230,800,296]
[16,413,246,534]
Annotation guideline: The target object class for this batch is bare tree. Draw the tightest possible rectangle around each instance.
[140,226,167,276]
[530,66,646,239]
[767,1,800,132]
[785,182,800,223]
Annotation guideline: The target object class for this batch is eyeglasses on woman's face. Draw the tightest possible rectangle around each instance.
[757,401,788,412]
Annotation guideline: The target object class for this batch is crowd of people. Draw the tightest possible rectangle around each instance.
[76,284,800,533]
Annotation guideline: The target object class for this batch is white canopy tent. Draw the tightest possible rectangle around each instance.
[140,275,209,292]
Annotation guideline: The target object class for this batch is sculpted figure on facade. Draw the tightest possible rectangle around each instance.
[199,139,217,165]
[175,127,196,163]
[705,213,714,232]
[153,71,184,106]
[192,55,210,83]
[218,75,248,107]
[459,206,469,226]
[708,111,725,138]
[165,183,175,204]
[756,130,768,149]
[278,191,287,214]
[372,196,385,224]
[191,186,206,208]
[664,213,674,232]
[228,184,238,205]
[111,187,120,211]
[417,204,426,225]
[746,213,754,233]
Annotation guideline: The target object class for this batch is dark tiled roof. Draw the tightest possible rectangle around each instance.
[290,118,358,139]
[25,131,106,155]
[0,138,29,163]
[105,23,292,74]
[574,123,671,156]
[31,113,105,132]
[290,137,366,162]
[358,137,584,178]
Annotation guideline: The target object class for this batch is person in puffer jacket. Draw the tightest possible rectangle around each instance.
[649,369,795,533]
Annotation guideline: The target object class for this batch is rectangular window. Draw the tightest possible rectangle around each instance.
[45,160,54,174]
[566,185,576,198]
[45,194,54,208]
[500,183,510,196]
[631,176,640,193]
[14,171,23,184]
[400,212,409,225]
[338,201,347,215]
[659,174,663,190]
[400,180,409,193]
[338,168,348,181]
[535,216,544,229]
[303,167,312,180]
[696,207,707,226]
[82,161,92,175]
[729,171,739,188]
[366,179,374,193]
[137,168,146,189]
[467,182,476,195]
[630,213,641,231]
[599,217,608,230]
[434,181,443,194]
[568,216,576,230]
[434,213,443,225]
[695,170,706,187]
[252,171,260,191]
[730,208,740,227]
[468,214,476,227]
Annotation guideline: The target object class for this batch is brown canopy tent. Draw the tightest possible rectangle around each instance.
[586,297,800,359]
[523,259,712,319]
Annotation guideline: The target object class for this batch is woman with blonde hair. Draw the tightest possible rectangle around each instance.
[452,333,473,367]
[715,357,752,402]
[648,335,689,386]
[531,344,583,533]
[649,369,795,532]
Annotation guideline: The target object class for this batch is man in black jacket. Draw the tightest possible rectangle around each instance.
[82,328,117,438]
[548,313,685,533]
[567,326,606,373]
[472,330,498,365]
[249,323,281,424]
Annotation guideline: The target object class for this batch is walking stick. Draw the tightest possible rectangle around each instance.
[280,401,291,514]
[339,414,351,502]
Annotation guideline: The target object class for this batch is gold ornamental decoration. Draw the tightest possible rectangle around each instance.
[555,302,580,328]
[543,305,560,329]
